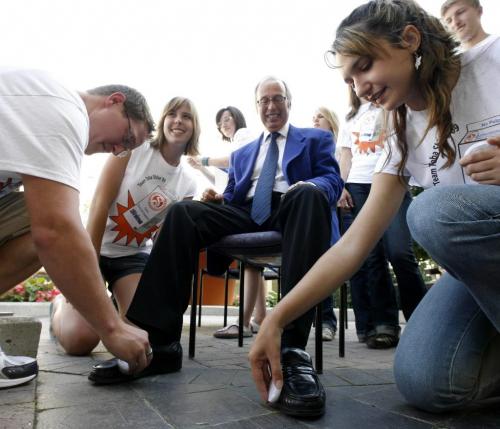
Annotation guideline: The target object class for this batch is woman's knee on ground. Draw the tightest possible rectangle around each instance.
[394,343,471,413]
[58,327,99,356]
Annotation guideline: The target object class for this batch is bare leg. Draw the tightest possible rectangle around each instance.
[253,275,267,325]
[112,273,142,317]
[0,233,41,293]
[51,295,100,355]
[50,273,141,355]
[243,267,265,327]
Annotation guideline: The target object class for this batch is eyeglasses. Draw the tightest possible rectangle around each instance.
[114,106,136,158]
[257,95,287,107]
[217,115,233,128]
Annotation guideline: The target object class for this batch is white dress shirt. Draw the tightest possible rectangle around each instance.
[246,123,290,199]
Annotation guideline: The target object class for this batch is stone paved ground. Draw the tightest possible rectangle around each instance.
[1,307,500,429]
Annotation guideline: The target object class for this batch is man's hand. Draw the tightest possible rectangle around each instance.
[100,320,152,374]
[248,316,283,402]
[460,137,500,185]
[201,188,224,203]
[337,188,354,209]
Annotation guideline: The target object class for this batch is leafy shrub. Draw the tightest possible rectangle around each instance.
[0,273,60,302]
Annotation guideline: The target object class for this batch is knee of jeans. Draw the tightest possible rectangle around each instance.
[406,188,445,248]
[394,343,467,413]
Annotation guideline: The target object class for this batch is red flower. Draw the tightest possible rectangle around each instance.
[13,284,25,295]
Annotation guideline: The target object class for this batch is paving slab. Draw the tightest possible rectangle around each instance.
[1,305,499,428]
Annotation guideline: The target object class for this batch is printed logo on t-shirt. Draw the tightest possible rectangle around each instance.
[457,115,500,184]
[109,187,176,246]
[148,191,168,212]
[425,114,500,186]
[353,107,386,154]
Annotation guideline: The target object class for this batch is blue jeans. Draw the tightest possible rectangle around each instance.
[321,294,337,330]
[346,183,426,336]
[394,185,500,412]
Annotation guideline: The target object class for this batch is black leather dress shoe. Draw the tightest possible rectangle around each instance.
[88,342,182,385]
[277,348,325,418]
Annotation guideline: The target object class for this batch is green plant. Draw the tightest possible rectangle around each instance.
[0,273,60,302]
[266,289,278,308]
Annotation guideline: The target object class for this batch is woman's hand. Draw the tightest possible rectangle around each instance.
[460,137,500,185]
[187,156,202,170]
[248,316,283,401]
[337,188,354,209]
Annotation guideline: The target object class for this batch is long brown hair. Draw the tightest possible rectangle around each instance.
[331,0,461,176]
[150,97,200,156]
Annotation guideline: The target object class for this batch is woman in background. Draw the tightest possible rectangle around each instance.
[312,106,340,342]
[336,89,426,348]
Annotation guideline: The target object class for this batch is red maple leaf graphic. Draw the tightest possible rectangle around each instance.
[110,191,159,246]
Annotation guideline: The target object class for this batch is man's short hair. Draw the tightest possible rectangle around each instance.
[441,0,481,17]
[254,76,292,106]
[87,84,155,134]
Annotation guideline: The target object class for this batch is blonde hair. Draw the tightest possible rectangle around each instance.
[150,97,200,156]
[331,0,461,176]
[316,107,340,139]
[441,0,481,17]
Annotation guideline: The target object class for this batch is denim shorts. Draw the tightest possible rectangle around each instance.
[99,252,149,290]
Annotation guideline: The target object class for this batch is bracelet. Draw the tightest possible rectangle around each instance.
[201,157,210,167]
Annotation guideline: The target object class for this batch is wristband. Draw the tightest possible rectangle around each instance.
[201,157,210,167]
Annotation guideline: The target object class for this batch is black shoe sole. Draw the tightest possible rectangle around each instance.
[278,402,325,418]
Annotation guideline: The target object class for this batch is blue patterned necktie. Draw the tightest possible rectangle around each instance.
[251,132,280,225]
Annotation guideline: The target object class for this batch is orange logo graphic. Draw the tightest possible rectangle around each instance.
[110,191,159,246]
[352,131,386,154]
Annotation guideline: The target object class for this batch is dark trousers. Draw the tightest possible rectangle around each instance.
[127,185,332,350]
[321,295,337,330]
[346,183,427,335]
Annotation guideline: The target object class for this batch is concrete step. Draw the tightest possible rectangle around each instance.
[0,316,41,358]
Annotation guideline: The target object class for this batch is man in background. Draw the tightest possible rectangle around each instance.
[441,0,489,50]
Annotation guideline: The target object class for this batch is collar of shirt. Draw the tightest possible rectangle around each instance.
[262,123,289,144]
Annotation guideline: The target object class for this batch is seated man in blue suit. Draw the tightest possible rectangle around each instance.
[89,76,343,417]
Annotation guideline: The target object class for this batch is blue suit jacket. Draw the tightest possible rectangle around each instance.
[223,125,343,242]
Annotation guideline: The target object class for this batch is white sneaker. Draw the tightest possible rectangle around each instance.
[0,346,38,389]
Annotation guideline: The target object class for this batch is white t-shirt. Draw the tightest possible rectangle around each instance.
[376,35,500,188]
[233,127,255,150]
[0,68,88,198]
[338,103,386,184]
[101,143,197,257]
